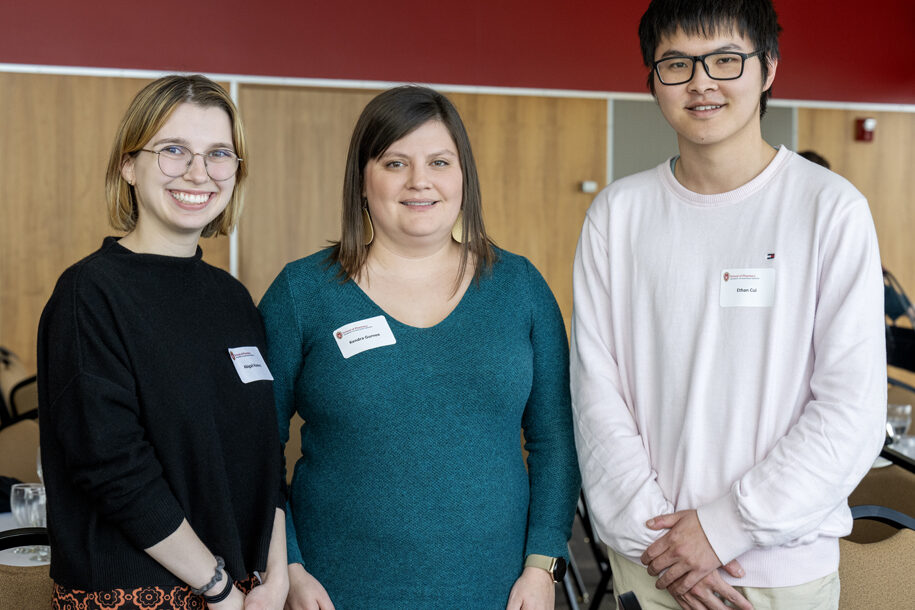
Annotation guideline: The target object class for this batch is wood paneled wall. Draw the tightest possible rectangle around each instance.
[0,73,229,372]
[797,109,915,290]
[448,93,605,329]
[237,87,379,302]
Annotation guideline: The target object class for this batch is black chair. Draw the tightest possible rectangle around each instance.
[560,568,582,610]
[0,527,53,607]
[0,347,18,427]
[0,526,49,550]
[0,396,10,428]
[885,268,915,373]
[839,505,915,609]
[617,591,642,610]
[850,504,915,530]
[8,375,38,422]
[560,521,591,610]
[575,493,613,610]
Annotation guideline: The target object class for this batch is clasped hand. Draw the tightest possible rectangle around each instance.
[640,509,753,610]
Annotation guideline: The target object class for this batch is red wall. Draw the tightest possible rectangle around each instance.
[3,0,913,104]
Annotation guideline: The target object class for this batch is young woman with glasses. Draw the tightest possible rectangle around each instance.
[38,75,288,610]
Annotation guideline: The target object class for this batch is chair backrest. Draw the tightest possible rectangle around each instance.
[839,527,915,609]
[0,348,31,427]
[848,465,915,542]
[0,419,40,483]
[0,527,53,609]
[9,375,38,420]
[0,528,49,550]
[617,591,642,610]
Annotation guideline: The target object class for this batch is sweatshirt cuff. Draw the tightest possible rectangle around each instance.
[697,492,755,565]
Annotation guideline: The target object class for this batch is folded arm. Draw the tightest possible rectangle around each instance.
[570,214,674,560]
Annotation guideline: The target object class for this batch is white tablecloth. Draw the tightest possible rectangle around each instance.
[0,511,49,566]
[0,512,16,531]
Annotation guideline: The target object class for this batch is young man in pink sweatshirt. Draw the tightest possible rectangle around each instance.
[570,1,886,608]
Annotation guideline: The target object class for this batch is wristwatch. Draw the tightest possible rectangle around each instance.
[524,553,567,582]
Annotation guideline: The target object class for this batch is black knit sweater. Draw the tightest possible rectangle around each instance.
[37,237,284,590]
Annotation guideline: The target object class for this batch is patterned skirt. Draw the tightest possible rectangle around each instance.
[52,574,260,610]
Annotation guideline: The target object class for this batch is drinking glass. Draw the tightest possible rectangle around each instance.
[887,403,912,439]
[10,483,33,553]
[9,483,48,560]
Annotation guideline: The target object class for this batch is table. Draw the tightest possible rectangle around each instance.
[0,512,15,530]
[881,435,915,473]
[0,511,49,566]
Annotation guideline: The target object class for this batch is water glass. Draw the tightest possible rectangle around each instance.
[9,483,48,560]
[887,403,912,438]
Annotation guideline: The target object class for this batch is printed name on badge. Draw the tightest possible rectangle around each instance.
[719,268,775,308]
[333,315,397,359]
[228,346,274,383]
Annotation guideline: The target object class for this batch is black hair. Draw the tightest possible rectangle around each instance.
[638,0,781,116]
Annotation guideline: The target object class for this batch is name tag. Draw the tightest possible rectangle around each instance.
[719,268,775,308]
[228,346,274,383]
[333,315,396,359]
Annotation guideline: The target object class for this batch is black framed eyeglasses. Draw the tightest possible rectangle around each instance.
[652,50,764,85]
[139,145,242,181]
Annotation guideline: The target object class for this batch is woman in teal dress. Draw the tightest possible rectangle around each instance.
[259,85,580,610]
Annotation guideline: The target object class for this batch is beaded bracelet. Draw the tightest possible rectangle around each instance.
[190,556,225,596]
[202,573,235,604]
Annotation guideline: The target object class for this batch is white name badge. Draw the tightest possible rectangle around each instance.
[333,315,396,359]
[719,268,775,308]
[227,346,274,383]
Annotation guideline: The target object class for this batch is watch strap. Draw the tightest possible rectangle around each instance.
[524,553,564,582]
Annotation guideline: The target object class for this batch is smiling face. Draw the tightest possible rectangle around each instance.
[363,119,463,251]
[652,27,776,153]
[120,102,236,249]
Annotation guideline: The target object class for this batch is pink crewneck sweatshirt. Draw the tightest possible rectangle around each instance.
[571,146,886,587]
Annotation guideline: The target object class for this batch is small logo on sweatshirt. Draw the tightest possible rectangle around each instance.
[767,253,775,260]
[723,272,730,282]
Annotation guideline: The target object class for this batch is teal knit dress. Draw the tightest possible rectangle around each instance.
[259,248,580,609]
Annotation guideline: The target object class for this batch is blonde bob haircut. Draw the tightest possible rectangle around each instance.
[105,74,248,238]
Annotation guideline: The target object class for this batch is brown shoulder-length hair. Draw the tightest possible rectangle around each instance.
[330,85,496,284]
[105,74,248,238]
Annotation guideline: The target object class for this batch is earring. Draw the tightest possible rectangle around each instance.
[451,210,464,243]
[362,207,374,246]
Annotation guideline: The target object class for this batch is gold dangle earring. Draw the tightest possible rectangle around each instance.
[362,205,374,246]
[451,209,464,243]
